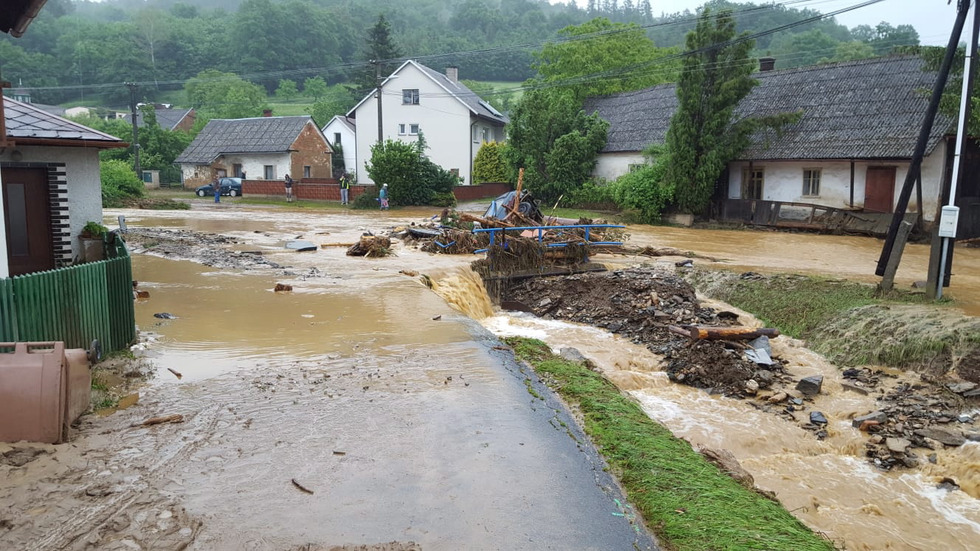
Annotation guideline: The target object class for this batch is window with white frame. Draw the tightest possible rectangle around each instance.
[399,123,420,136]
[472,125,480,143]
[481,127,490,142]
[303,166,311,178]
[802,168,820,196]
[741,167,764,199]
[333,132,341,146]
[402,89,420,105]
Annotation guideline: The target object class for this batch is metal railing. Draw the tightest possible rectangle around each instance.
[0,237,136,354]
[473,224,625,255]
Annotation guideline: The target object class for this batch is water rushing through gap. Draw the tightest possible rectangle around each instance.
[117,205,980,550]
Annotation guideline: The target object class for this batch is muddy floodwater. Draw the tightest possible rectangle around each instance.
[128,206,980,550]
[2,202,977,550]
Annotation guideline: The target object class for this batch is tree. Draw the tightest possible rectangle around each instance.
[503,87,608,203]
[534,17,679,101]
[184,70,269,119]
[822,41,876,64]
[276,79,299,101]
[611,146,673,223]
[307,84,357,126]
[662,8,761,215]
[137,105,192,184]
[854,22,920,55]
[768,29,840,69]
[920,45,980,136]
[351,14,402,96]
[303,76,329,102]
[365,134,459,207]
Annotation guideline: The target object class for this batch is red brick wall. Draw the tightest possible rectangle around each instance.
[452,182,511,201]
[289,123,333,179]
[242,179,369,201]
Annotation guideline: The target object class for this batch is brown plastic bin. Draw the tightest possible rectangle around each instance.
[0,342,91,444]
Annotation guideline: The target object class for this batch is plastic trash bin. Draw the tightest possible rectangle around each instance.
[0,342,91,444]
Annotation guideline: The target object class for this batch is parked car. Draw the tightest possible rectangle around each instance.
[195,177,243,197]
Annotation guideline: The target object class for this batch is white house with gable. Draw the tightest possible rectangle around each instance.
[322,115,356,176]
[348,60,508,185]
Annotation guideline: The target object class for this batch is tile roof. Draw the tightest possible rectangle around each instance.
[175,116,314,164]
[4,97,123,144]
[121,108,194,131]
[584,55,954,161]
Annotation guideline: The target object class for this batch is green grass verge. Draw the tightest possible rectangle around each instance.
[545,207,624,222]
[505,337,834,551]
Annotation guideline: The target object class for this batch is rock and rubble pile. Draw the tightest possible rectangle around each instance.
[503,267,779,396]
[124,227,282,270]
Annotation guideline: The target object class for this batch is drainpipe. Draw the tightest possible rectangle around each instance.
[849,160,854,208]
[469,120,477,186]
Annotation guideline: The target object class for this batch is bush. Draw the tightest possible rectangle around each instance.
[352,186,379,209]
[610,157,675,224]
[565,180,617,210]
[430,191,457,207]
[366,134,461,206]
[473,141,508,184]
[100,160,145,207]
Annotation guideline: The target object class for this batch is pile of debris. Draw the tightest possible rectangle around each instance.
[502,267,780,396]
[346,234,393,257]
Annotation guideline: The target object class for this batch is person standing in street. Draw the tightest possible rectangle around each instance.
[212,177,221,203]
[379,183,389,210]
[339,173,351,206]
[284,174,294,203]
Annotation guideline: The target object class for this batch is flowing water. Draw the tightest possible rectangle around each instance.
[118,205,980,550]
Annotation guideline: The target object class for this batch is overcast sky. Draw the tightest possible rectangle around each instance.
[563,0,963,46]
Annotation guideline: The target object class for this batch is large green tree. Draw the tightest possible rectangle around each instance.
[184,70,269,119]
[503,87,608,203]
[534,17,679,101]
[662,8,760,215]
[366,134,458,206]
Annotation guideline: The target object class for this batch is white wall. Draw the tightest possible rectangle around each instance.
[0,146,103,274]
[726,144,947,222]
[324,119,356,177]
[353,63,493,185]
[180,153,292,185]
[593,152,646,182]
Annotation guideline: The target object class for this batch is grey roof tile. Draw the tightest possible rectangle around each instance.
[584,55,953,161]
[4,97,123,143]
[121,107,193,130]
[414,63,509,125]
[175,115,313,164]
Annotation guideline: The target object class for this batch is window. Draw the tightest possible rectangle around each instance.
[303,166,311,178]
[333,132,341,146]
[410,123,420,135]
[402,89,420,105]
[472,126,480,143]
[399,124,420,136]
[741,167,764,199]
[142,171,153,183]
[802,168,820,196]
[481,127,490,143]
[264,165,275,179]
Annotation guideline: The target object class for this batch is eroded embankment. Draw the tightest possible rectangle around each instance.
[500,266,980,474]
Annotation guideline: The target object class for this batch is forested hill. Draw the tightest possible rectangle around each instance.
[2,0,920,107]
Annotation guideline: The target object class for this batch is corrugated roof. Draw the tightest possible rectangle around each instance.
[584,55,954,161]
[175,116,313,164]
[4,97,123,143]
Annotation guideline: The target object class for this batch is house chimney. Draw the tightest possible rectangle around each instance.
[263,109,273,117]
[446,66,459,83]
[759,57,776,72]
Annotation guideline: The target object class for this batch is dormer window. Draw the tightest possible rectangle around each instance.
[402,89,420,105]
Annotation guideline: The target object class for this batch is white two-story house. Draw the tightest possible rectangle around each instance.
[348,60,508,185]
[322,115,356,177]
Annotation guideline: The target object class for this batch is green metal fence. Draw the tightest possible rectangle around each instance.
[0,239,136,354]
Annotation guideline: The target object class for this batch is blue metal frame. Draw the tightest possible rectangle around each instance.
[472,224,624,258]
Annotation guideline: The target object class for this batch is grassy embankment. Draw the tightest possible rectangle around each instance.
[683,270,980,373]
[505,337,835,551]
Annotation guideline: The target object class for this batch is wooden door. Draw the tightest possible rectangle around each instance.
[865,167,896,213]
[2,167,54,276]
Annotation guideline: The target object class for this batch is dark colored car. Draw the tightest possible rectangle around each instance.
[195,177,243,197]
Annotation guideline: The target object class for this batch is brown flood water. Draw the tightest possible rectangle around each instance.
[120,205,979,550]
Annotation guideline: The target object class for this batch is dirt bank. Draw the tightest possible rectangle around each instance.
[500,266,980,473]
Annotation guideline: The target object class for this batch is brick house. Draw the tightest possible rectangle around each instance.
[175,115,332,189]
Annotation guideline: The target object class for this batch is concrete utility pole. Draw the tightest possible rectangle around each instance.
[125,82,140,179]
[373,60,383,144]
